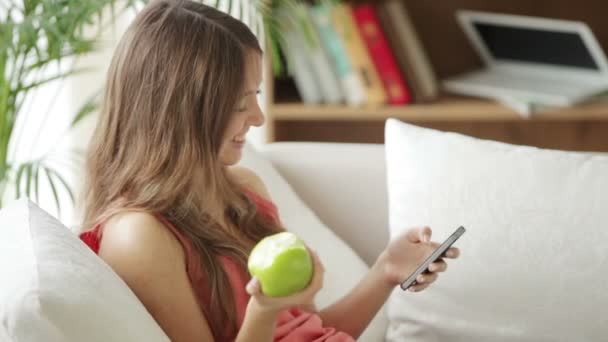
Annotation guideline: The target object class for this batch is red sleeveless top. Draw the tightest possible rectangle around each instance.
[80,188,354,342]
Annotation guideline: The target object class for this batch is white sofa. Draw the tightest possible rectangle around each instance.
[240,142,392,341]
[259,142,392,338]
[2,129,607,341]
[0,142,391,342]
[257,130,608,342]
[259,142,390,268]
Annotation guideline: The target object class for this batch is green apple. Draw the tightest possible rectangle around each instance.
[248,232,313,297]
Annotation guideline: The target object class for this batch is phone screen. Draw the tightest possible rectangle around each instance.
[400,226,466,291]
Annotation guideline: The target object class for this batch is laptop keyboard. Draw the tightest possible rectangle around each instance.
[463,72,590,97]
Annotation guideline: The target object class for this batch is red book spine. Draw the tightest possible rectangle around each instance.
[352,4,411,105]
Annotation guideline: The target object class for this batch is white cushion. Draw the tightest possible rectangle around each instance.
[0,199,169,342]
[384,118,608,342]
[260,142,389,266]
[239,144,388,341]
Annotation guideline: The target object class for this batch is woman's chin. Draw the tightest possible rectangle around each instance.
[219,140,246,165]
[220,151,242,166]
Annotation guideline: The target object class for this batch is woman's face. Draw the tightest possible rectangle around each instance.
[219,52,264,166]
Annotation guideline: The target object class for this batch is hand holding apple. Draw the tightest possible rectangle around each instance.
[246,232,323,314]
[248,232,314,297]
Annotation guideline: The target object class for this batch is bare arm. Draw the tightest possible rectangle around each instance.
[99,212,279,342]
[231,166,388,337]
[234,168,461,339]
[236,300,278,342]
[316,258,393,338]
[318,228,460,339]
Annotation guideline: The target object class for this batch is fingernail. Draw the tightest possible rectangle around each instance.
[248,277,258,287]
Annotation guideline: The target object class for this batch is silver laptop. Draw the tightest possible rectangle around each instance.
[443,10,608,107]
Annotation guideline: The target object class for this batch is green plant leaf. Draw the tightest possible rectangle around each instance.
[0,0,130,208]
[71,88,102,127]
[15,67,93,93]
[24,49,82,73]
[12,160,41,201]
[15,162,26,198]
[24,162,32,198]
[45,167,74,204]
[43,166,61,217]
[33,161,40,203]
[0,164,8,185]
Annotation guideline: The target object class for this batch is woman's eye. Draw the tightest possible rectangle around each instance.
[235,90,260,112]
[235,100,247,112]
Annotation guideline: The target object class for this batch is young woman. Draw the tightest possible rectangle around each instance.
[79,1,460,341]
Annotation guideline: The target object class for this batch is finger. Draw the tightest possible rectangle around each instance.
[416,272,438,285]
[298,277,322,302]
[309,249,325,275]
[307,247,319,263]
[246,277,261,295]
[420,226,432,242]
[406,226,432,243]
[444,247,460,259]
[409,282,430,292]
[311,260,324,290]
[304,251,324,293]
[304,243,315,256]
[428,242,441,250]
[428,260,447,273]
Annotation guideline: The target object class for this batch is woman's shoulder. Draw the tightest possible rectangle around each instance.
[99,211,186,271]
[228,165,272,201]
[229,166,282,224]
[98,211,216,341]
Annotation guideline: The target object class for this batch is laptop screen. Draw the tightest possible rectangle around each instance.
[473,22,599,70]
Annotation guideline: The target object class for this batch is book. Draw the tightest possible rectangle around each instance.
[352,4,411,105]
[377,0,438,102]
[275,8,323,104]
[309,3,367,107]
[291,2,344,104]
[331,3,387,106]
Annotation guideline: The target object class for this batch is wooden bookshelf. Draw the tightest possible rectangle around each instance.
[270,98,608,122]
[265,0,608,152]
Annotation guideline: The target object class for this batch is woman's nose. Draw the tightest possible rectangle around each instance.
[249,104,265,127]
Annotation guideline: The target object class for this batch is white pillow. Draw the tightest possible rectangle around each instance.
[239,144,387,342]
[0,199,169,342]
[384,119,608,342]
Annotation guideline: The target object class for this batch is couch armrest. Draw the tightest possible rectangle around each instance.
[259,142,389,266]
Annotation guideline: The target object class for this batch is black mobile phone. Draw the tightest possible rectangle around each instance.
[400,226,466,291]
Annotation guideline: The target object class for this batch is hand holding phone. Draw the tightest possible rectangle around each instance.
[400,226,466,291]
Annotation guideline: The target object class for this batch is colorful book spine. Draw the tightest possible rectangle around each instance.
[293,3,344,104]
[276,8,323,104]
[309,3,366,107]
[378,0,438,102]
[331,3,387,106]
[352,4,412,105]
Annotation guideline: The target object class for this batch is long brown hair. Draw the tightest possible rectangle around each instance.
[81,0,281,339]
